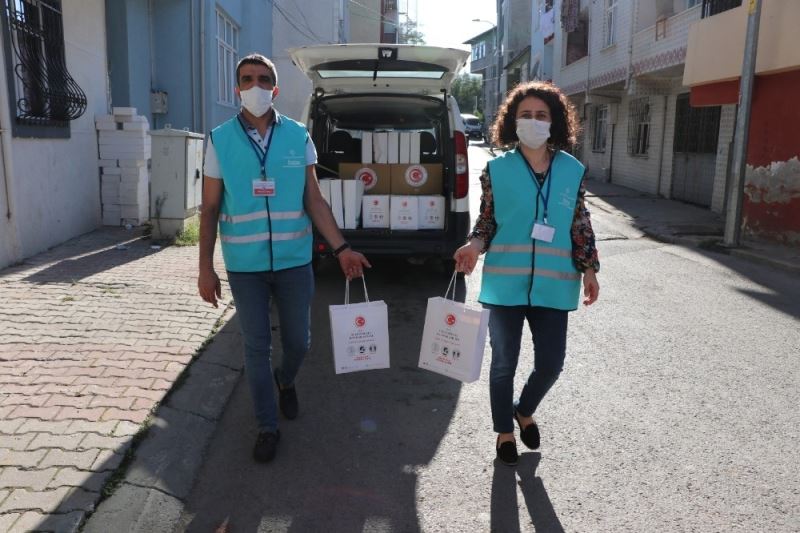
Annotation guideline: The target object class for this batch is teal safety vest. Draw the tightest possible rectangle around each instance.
[479,148,585,310]
[211,112,312,272]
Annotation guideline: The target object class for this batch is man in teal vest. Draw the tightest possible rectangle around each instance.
[198,53,370,463]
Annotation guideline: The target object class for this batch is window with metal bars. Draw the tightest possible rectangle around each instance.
[1,0,87,138]
[591,104,608,152]
[627,97,650,156]
[673,93,720,153]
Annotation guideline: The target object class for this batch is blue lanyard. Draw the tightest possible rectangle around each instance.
[237,114,276,178]
[520,151,554,223]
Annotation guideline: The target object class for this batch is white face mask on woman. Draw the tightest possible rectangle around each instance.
[239,86,274,117]
[516,118,551,149]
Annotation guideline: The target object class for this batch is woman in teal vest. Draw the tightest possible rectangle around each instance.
[454,81,600,466]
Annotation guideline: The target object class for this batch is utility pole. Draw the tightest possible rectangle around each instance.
[724,0,762,246]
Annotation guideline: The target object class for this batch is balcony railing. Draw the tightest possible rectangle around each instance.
[702,0,742,18]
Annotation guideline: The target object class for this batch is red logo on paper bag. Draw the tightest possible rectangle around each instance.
[402,200,408,207]
[355,316,366,328]
[404,164,428,187]
[357,167,377,190]
[446,314,456,326]
[372,199,379,206]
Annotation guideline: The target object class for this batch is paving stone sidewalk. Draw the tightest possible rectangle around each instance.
[0,228,229,532]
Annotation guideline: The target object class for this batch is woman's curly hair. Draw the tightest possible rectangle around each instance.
[490,81,580,151]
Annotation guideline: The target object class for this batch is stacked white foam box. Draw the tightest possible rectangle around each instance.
[96,107,151,226]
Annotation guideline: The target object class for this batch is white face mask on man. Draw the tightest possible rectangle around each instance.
[516,118,551,149]
[239,86,274,117]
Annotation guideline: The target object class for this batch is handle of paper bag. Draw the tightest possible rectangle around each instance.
[344,275,370,305]
[444,271,458,301]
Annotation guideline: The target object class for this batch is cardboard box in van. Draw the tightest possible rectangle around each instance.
[339,163,391,195]
[390,164,443,195]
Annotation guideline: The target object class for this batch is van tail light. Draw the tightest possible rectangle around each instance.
[454,131,469,199]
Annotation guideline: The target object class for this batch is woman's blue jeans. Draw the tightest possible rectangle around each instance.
[485,304,569,434]
[227,264,314,433]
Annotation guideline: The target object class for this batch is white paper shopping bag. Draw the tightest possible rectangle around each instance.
[418,273,490,383]
[329,277,390,374]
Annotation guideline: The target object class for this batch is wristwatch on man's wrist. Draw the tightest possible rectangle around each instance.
[333,242,351,257]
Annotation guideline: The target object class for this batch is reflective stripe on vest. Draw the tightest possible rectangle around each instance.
[483,265,581,280]
[219,209,305,224]
[478,149,585,310]
[488,244,571,257]
[219,224,312,243]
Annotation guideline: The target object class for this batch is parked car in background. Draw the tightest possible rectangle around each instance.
[461,113,483,140]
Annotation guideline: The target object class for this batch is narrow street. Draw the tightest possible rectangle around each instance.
[175,143,800,532]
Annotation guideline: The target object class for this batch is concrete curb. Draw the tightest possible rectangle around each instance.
[81,309,243,533]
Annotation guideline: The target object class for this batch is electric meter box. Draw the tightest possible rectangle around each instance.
[149,128,204,239]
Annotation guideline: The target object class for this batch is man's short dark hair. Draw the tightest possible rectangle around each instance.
[236,53,278,86]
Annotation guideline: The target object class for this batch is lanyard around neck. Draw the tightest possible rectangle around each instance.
[520,150,555,223]
[237,113,276,178]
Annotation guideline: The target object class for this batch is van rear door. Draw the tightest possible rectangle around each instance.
[288,44,469,95]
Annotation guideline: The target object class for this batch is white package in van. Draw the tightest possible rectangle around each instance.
[343,179,365,230]
[319,178,332,206]
[329,179,345,228]
[390,195,419,230]
[361,132,373,164]
[388,131,399,164]
[417,195,445,229]
[409,132,421,164]
[373,132,389,164]
[362,195,390,228]
[399,132,410,164]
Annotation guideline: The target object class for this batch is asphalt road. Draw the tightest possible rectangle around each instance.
[177,143,800,532]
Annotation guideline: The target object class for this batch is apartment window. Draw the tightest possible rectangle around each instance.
[564,7,588,65]
[1,0,87,138]
[216,9,239,106]
[627,98,650,156]
[604,0,617,48]
[591,105,608,152]
[472,41,486,61]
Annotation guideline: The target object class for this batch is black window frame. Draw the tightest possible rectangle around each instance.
[1,0,87,139]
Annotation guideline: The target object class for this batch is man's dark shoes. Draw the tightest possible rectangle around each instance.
[253,430,280,463]
[496,439,518,466]
[274,368,298,420]
[515,410,541,450]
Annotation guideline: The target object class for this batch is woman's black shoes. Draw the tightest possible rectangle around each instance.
[496,439,519,466]
[515,411,541,450]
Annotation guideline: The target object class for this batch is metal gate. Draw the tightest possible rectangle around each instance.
[672,93,721,207]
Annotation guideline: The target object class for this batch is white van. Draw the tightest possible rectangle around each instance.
[289,44,471,266]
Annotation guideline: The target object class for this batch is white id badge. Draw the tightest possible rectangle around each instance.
[252,179,276,197]
[531,222,556,243]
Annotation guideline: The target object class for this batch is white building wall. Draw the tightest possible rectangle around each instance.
[0,1,109,268]
[272,0,339,122]
[611,94,668,195]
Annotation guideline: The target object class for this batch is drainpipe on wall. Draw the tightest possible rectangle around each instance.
[0,128,21,262]
[190,0,196,132]
[584,1,592,98]
[200,0,206,135]
[624,0,637,91]
[147,0,158,129]
[656,94,668,196]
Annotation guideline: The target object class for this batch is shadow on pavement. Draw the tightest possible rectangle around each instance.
[179,257,467,531]
[21,228,158,284]
[491,453,564,533]
[585,180,800,320]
